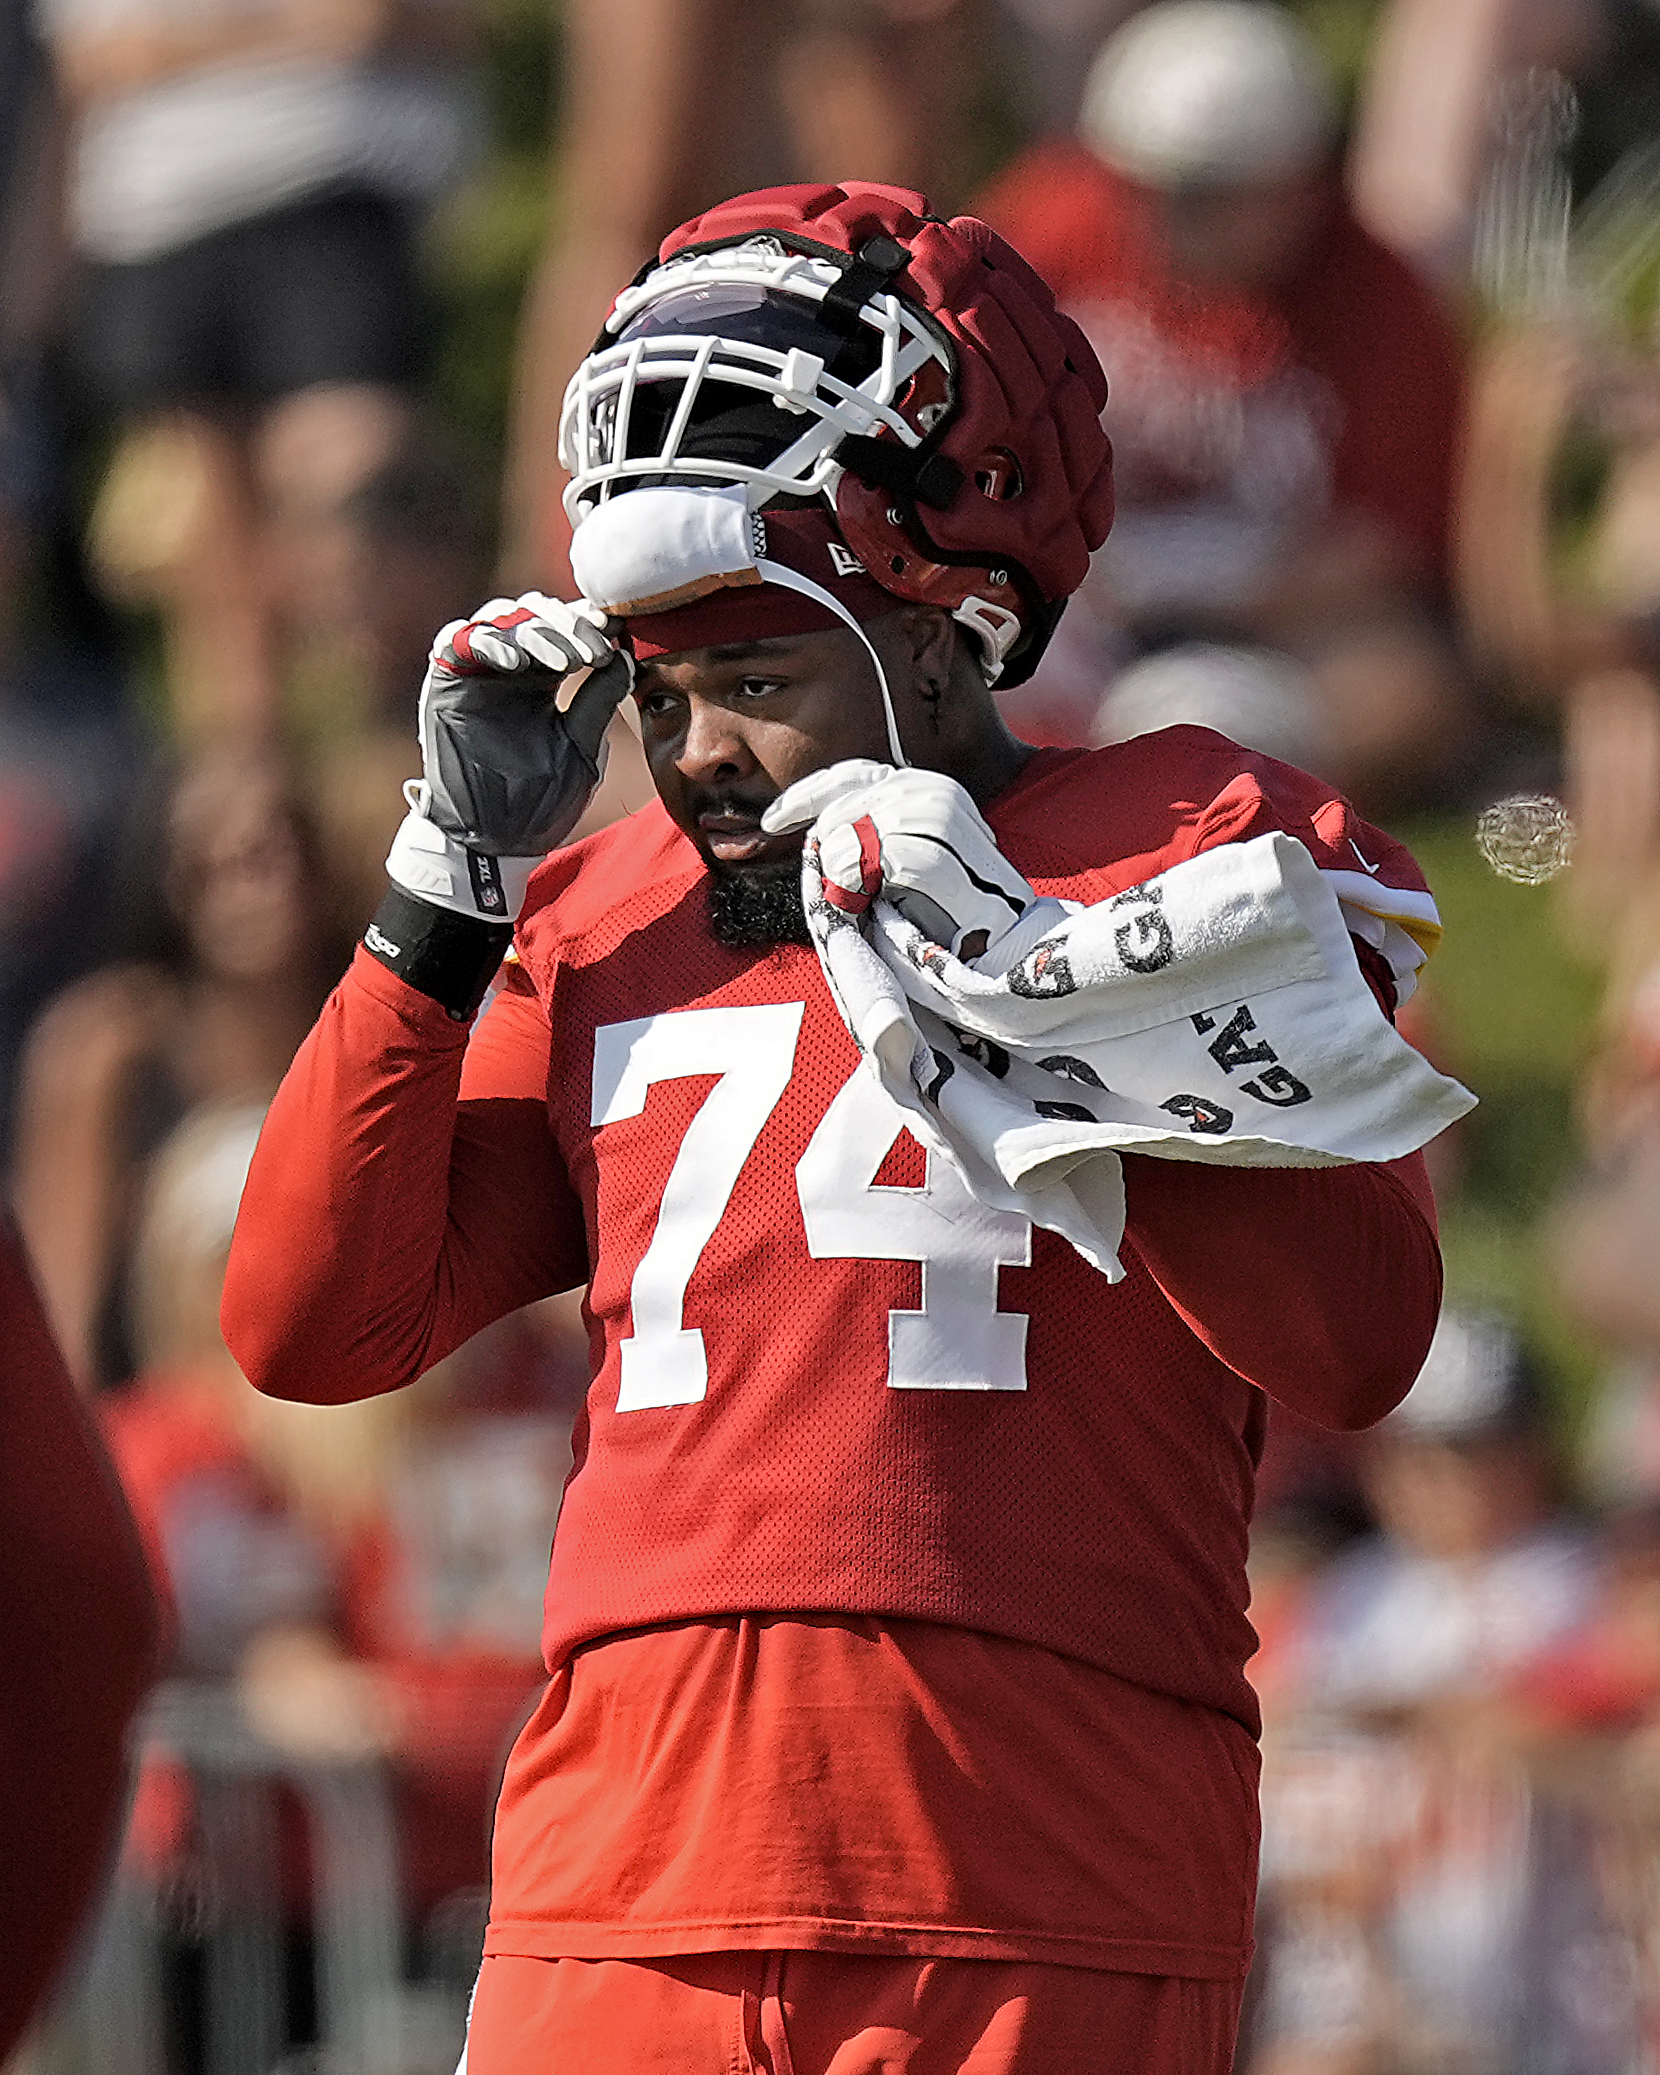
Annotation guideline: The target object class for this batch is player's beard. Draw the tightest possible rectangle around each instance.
[707,858,812,947]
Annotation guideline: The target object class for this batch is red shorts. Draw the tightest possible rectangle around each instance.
[462,1951,1243,2074]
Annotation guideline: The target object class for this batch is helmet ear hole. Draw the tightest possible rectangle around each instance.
[973,451,1025,502]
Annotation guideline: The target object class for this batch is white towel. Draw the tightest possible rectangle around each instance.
[802,827,1476,1279]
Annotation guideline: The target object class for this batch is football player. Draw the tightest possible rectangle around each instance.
[224,183,1446,2074]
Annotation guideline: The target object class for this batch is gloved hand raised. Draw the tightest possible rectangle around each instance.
[387,594,634,923]
[763,761,1057,969]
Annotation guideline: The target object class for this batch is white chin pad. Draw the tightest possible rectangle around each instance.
[570,485,761,615]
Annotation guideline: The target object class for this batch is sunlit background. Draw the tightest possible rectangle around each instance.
[6,0,1660,2067]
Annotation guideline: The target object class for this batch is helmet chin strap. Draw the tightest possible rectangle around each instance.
[754,558,909,769]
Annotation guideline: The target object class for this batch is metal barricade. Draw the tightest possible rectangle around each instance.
[37,1680,471,2075]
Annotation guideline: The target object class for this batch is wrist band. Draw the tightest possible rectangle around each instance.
[362,888,513,1022]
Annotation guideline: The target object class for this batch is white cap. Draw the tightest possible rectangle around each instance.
[1080,1,1337,188]
[142,1101,267,1265]
[1090,642,1332,771]
[1385,1311,1538,1441]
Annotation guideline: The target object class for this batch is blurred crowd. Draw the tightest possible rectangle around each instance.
[11,0,1660,2068]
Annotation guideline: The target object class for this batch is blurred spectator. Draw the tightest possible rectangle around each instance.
[499,0,988,600]
[1090,641,1334,771]
[10,744,346,1386]
[1246,1311,1599,2073]
[104,1102,357,1701]
[1,6,74,371]
[39,0,481,742]
[1421,16,1660,964]
[101,1099,400,2073]
[1458,317,1660,955]
[980,0,1472,810]
[993,0,1141,135]
[306,432,496,728]
[0,364,135,1166]
[301,433,494,929]
[0,1212,160,2063]
[1548,935,1660,1519]
[0,0,48,220]
[1517,1502,1660,1736]
[1350,0,1660,295]
[1546,861,1660,1356]
[105,1098,582,2010]
[1291,1312,1592,1721]
[1456,320,1659,689]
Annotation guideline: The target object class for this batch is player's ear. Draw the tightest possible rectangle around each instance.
[902,606,958,694]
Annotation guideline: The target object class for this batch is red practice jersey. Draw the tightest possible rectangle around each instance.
[225,729,1443,1980]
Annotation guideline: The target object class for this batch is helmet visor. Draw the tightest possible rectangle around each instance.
[604,285,883,479]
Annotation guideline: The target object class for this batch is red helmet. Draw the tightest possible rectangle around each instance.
[559,181,1114,686]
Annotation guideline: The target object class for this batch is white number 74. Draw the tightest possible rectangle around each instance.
[592,1005,1031,1411]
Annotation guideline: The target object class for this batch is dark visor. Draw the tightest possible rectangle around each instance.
[605,285,882,476]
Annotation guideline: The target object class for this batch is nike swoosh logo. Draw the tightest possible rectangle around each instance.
[1350,838,1382,876]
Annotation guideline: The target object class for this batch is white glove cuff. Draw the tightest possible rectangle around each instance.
[386,808,538,923]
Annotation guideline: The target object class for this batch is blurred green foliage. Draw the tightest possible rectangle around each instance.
[424,0,558,479]
[1401,815,1608,1427]
[1289,0,1386,110]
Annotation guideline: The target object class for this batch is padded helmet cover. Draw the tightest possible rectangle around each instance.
[654,183,1116,679]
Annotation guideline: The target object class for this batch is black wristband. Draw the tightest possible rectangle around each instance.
[363,887,513,1022]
